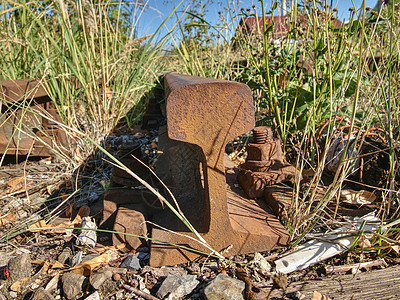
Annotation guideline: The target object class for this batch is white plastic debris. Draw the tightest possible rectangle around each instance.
[275,213,380,274]
[76,217,97,248]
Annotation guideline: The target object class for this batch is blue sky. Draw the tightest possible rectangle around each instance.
[135,0,377,39]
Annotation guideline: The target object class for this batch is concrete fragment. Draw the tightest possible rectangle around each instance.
[0,252,10,267]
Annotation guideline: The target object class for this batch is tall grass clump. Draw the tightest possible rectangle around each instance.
[0,0,165,168]
[234,0,400,242]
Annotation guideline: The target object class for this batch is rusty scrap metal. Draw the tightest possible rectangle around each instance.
[101,73,289,266]
[237,126,299,199]
[0,79,69,156]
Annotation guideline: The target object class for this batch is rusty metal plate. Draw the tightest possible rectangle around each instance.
[0,79,70,156]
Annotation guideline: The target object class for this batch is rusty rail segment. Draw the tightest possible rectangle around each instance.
[149,73,289,266]
[101,73,289,266]
[0,79,69,156]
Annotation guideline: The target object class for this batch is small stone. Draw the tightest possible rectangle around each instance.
[70,251,83,266]
[203,261,218,271]
[156,274,199,300]
[8,253,31,283]
[112,273,121,281]
[120,255,141,270]
[9,291,17,298]
[85,291,100,300]
[90,267,113,290]
[76,217,97,248]
[0,252,10,267]
[58,247,72,265]
[203,274,245,300]
[251,252,271,273]
[31,287,55,300]
[62,272,87,300]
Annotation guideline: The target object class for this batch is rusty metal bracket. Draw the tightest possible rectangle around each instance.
[237,126,299,198]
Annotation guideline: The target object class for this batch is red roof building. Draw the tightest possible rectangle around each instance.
[237,15,342,41]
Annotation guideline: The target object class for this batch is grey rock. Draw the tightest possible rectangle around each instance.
[70,251,83,267]
[8,253,31,283]
[31,287,55,300]
[203,274,245,300]
[120,255,141,270]
[84,291,100,300]
[89,267,113,290]
[251,252,271,273]
[62,272,87,300]
[58,247,72,265]
[156,274,199,300]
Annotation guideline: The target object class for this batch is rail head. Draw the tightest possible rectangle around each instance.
[164,73,255,166]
